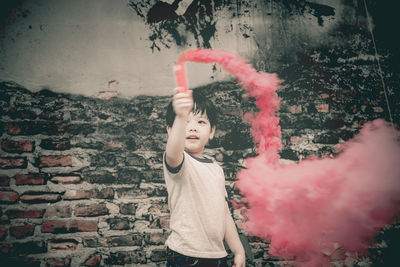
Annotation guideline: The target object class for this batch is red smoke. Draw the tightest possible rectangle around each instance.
[180,49,282,162]
[179,48,400,266]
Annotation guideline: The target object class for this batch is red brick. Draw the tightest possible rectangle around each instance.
[373,106,384,113]
[315,103,329,113]
[39,156,72,167]
[7,122,23,135]
[40,138,70,151]
[49,239,78,250]
[44,206,72,218]
[0,175,10,186]
[290,136,307,145]
[10,224,35,239]
[83,170,117,184]
[6,209,45,219]
[0,227,7,240]
[39,111,64,121]
[20,192,61,203]
[146,232,168,245]
[0,242,10,254]
[41,122,67,136]
[63,188,113,200]
[45,257,71,267]
[8,121,66,136]
[1,140,34,153]
[94,187,114,199]
[125,154,147,167]
[41,220,98,233]
[287,105,302,114]
[83,234,143,247]
[107,218,130,230]
[0,157,27,169]
[150,216,170,229]
[7,121,39,135]
[62,190,91,200]
[149,202,169,213]
[318,93,330,99]
[74,203,109,217]
[0,191,19,203]
[226,109,244,116]
[158,216,170,229]
[51,175,80,184]
[8,108,37,120]
[116,187,153,199]
[119,203,136,215]
[104,141,123,150]
[16,174,46,185]
[84,254,101,266]
[12,240,47,254]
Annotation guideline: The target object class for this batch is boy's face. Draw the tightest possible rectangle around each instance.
[184,111,215,158]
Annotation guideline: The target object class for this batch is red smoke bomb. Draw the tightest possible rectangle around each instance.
[173,62,188,92]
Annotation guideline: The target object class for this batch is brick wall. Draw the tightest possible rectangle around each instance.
[1,30,399,267]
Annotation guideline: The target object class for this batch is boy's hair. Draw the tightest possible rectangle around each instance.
[166,90,217,129]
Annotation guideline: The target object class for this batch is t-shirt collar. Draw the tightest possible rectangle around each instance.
[188,153,213,163]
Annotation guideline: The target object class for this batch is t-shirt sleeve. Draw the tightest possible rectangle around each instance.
[163,152,185,174]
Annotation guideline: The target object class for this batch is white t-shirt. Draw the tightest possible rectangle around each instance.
[163,151,228,258]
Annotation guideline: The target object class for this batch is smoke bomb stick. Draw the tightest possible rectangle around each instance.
[173,62,188,92]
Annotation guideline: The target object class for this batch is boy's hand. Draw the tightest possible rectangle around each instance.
[172,87,193,118]
[233,252,245,267]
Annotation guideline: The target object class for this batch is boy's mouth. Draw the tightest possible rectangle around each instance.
[186,135,199,140]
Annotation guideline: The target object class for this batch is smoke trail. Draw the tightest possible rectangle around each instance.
[180,49,283,163]
[179,48,400,266]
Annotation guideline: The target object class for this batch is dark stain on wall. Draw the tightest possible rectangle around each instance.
[0,0,31,37]
[130,0,219,50]
[279,0,335,26]
[363,0,400,74]
[129,0,337,51]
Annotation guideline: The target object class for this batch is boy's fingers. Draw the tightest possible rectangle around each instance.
[173,87,192,95]
[173,100,193,111]
[174,87,192,93]
[174,98,193,105]
[173,87,184,93]
[174,92,191,98]
[174,95,193,104]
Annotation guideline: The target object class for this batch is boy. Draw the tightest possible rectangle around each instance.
[163,88,246,267]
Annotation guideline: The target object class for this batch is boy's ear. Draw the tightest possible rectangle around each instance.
[209,125,216,140]
[166,126,171,134]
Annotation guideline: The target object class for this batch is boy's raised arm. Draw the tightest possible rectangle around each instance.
[165,88,193,168]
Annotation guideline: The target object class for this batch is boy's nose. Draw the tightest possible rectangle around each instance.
[187,122,198,132]
[188,126,197,132]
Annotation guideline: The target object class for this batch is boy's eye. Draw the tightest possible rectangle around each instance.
[198,120,206,124]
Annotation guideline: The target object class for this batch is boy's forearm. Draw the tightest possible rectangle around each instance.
[224,204,245,256]
[165,115,187,167]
